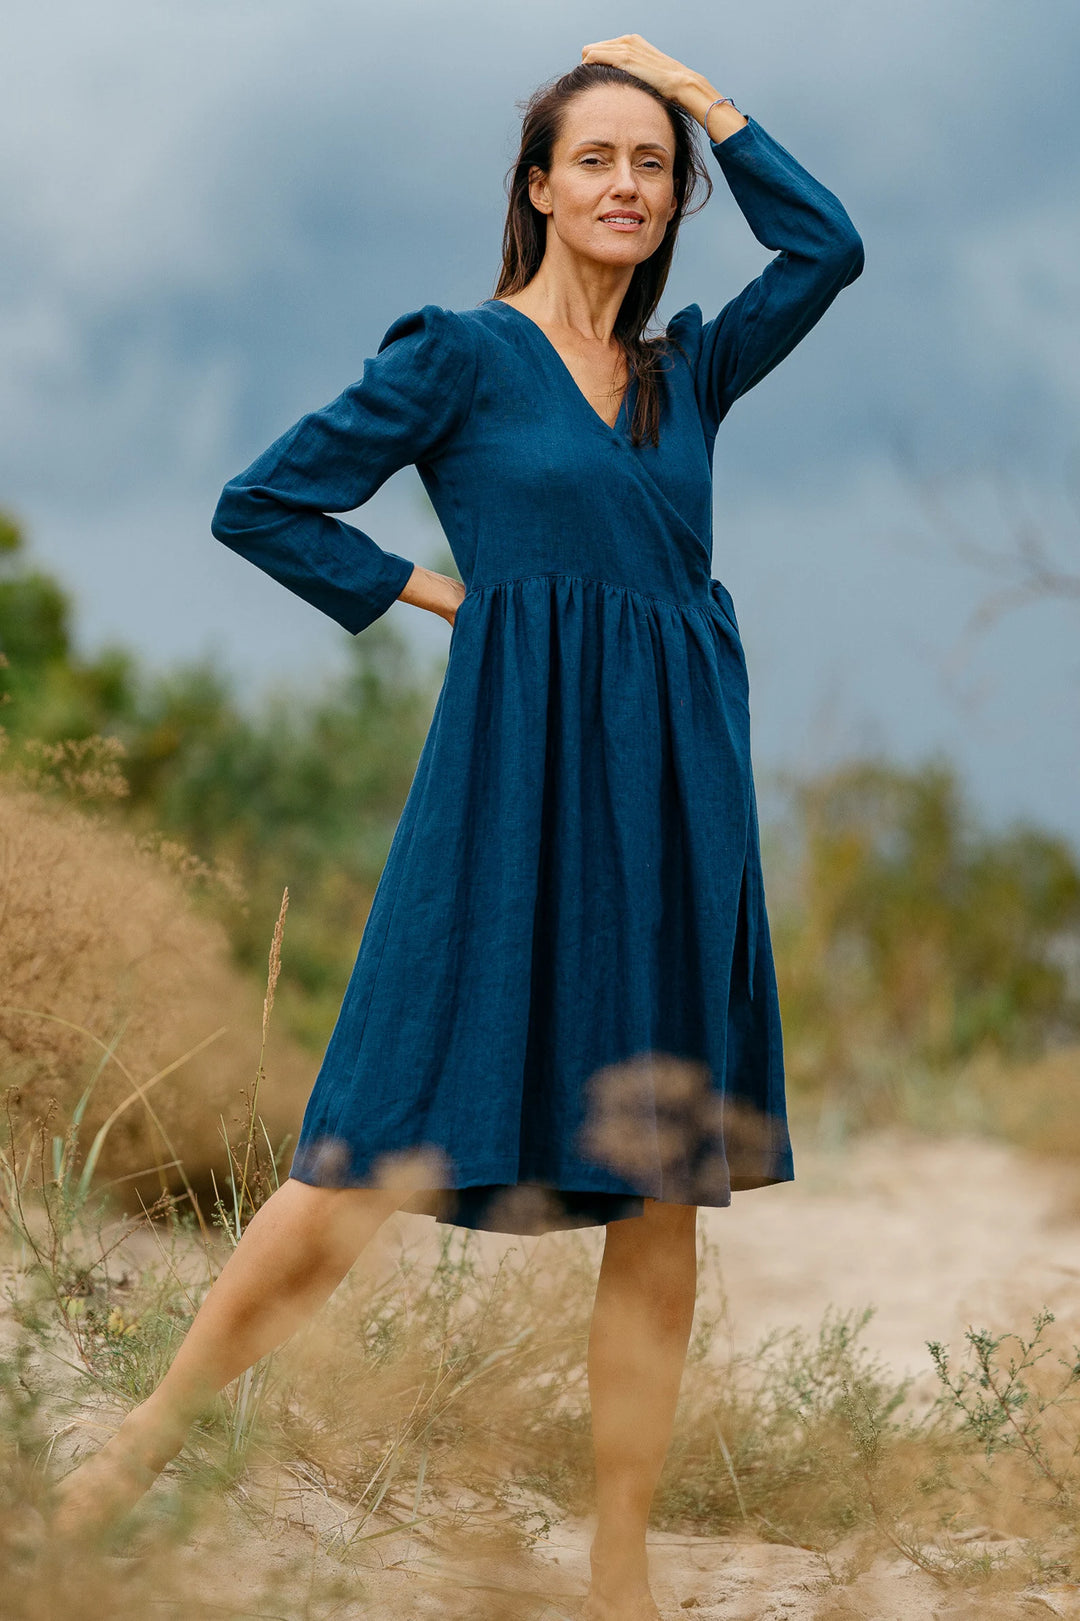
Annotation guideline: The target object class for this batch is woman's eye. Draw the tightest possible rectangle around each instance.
[580,155,664,170]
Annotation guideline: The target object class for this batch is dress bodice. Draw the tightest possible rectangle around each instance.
[211,114,864,634]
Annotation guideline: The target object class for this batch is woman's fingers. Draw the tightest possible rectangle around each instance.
[580,34,690,98]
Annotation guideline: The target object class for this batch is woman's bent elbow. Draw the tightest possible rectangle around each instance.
[841,229,865,283]
[210,482,249,545]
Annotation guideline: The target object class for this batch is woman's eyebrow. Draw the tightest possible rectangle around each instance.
[568,138,672,156]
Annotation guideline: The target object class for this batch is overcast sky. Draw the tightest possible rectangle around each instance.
[3,0,1079,846]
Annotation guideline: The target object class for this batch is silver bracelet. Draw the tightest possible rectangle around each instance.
[704,94,741,140]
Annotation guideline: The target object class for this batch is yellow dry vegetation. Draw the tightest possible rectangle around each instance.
[0,779,312,1204]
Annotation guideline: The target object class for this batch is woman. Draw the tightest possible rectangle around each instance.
[53,35,863,1621]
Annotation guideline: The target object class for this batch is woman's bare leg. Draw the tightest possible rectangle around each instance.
[585,1198,698,1617]
[51,1177,406,1537]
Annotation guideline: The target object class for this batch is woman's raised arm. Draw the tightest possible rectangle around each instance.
[579,36,864,441]
[675,112,865,439]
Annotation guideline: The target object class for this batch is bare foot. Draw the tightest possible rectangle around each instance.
[51,1400,190,1541]
[583,1540,662,1620]
[581,1591,661,1621]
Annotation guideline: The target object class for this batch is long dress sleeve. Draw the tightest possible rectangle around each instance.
[667,114,865,442]
[211,303,478,635]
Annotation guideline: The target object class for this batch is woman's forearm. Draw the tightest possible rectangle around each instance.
[675,72,749,143]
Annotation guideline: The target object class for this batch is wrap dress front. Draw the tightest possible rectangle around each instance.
[211,113,865,1235]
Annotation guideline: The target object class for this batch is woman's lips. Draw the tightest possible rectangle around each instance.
[599,214,645,232]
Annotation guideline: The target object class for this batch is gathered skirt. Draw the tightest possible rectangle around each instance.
[289,571,792,1235]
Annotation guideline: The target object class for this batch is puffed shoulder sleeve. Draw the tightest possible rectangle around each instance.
[666,115,864,442]
[211,303,478,635]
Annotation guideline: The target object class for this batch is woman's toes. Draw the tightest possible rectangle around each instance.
[51,1448,158,1540]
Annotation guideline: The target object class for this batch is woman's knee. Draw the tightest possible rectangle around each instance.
[243,1176,404,1261]
[607,1198,697,1255]
[601,1201,698,1325]
[280,1176,405,1215]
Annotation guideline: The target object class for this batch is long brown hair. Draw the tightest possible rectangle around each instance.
[493,63,713,448]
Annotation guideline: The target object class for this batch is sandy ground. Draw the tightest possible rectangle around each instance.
[705,1128,1080,1390]
[27,1130,1080,1620]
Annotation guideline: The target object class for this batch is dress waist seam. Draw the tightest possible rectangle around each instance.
[464,572,712,613]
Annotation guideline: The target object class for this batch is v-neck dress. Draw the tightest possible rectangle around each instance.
[212,113,864,1235]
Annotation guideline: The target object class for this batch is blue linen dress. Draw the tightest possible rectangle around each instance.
[212,113,864,1235]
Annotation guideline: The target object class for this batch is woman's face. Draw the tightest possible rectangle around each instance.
[529,84,679,272]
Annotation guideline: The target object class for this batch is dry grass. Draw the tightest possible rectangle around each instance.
[8,1181,1080,1617]
[0,779,313,1209]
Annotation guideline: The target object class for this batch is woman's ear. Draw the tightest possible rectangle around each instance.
[528,164,553,216]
